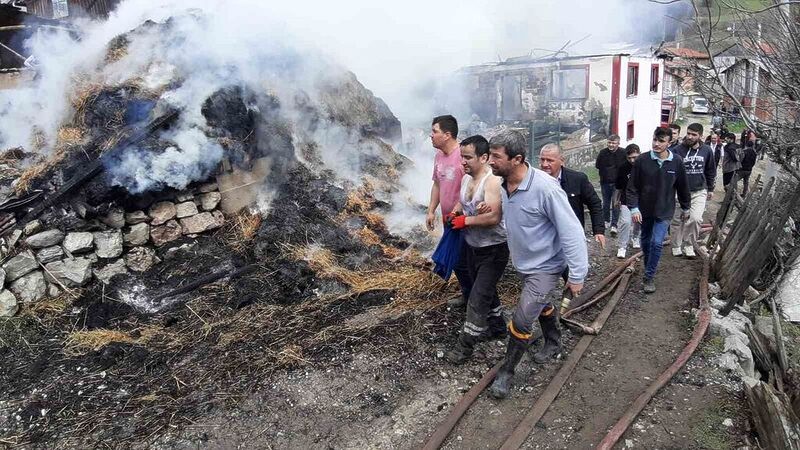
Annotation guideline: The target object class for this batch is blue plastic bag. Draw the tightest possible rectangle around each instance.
[432,227,464,281]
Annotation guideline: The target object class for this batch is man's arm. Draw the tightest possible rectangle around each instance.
[704,148,716,192]
[580,174,604,235]
[545,189,589,291]
[464,176,503,227]
[595,149,604,170]
[676,161,692,212]
[426,180,440,231]
[627,159,642,223]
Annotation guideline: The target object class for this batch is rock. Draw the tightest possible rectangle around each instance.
[84,253,99,263]
[25,229,65,249]
[7,229,22,248]
[723,334,755,378]
[45,258,93,288]
[93,231,123,258]
[36,246,64,264]
[9,271,47,302]
[164,242,197,260]
[101,207,126,229]
[2,251,38,282]
[776,262,800,321]
[709,309,750,341]
[197,182,218,193]
[48,283,60,297]
[176,201,199,218]
[709,282,721,297]
[125,247,157,272]
[0,268,4,289]
[0,289,17,317]
[200,192,221,211]
[23,220,42,236]
[754,316,775,341]
[149,201,177,226]
[176,192,194,202]
[722,418,734,427]
[180,212,224,234]
[123,223,150,246]
[150,220,183,246]
[94,259,128,284]
[63,232,94,254]
[125,210,150,225]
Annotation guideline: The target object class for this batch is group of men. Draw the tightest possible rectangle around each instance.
[425,114,740,399]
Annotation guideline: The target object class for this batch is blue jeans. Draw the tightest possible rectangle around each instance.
[601,182,619,226]
[640,218,670,280]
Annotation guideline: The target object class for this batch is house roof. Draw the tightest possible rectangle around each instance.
[660,47,709,59]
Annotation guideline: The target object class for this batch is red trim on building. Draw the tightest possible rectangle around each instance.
[627,63,640,97]
[611,55,621,135]
[650,64,660,93]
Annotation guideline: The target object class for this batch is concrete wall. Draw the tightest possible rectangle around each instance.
[618,55,664,151]
[563,140,608,171]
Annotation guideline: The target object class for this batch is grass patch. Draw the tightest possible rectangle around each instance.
[726,120,748,134]
[701,335,725,357]
[691,399,736,450]
[583,167,600,184]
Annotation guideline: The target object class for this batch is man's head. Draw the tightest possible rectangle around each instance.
[653,127,673,154]
[431,115,458,150]
[625,143,641,164]
[725,132,736,143]
[488,129,527,178]
[668,123,681,143]
[539,143,564,177]
[608,134,620,152]
[460,135,490,175]
[684,123,704,147]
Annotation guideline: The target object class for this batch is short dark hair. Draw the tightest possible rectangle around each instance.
[687,123,704,134]
[432,115,458,138]
[608,134,621,142]
[654,126,673,141]
[460,135,490,157]
[489,129,527,161]
[669,123,681,132]
[625,143,640,155]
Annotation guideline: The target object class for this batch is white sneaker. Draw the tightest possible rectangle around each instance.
[683,246,696,258]
[632,238,641,249]
[610,226,618,237]
[605,221,612,230]
[672,247,683,257]
[617,248,626,259]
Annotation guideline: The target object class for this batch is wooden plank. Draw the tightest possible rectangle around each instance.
[745,382,800,450]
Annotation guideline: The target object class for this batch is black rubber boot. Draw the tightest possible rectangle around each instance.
[480,317,508,342]
[445,336,474,364]
[533,312,562,364]
[488,337,528,399]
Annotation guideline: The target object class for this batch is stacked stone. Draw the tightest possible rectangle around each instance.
[0,182,225,317]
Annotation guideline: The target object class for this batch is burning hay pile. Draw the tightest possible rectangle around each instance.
[0,9,453,448]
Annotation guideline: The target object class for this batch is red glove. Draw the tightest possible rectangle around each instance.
[443,212,456,226]
[451,215,468,230]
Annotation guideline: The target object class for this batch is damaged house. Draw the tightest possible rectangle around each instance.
[458,52,665,152]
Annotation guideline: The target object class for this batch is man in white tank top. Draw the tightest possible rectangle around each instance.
[443,135,509,364]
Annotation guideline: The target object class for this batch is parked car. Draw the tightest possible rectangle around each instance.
[692,97,710,114]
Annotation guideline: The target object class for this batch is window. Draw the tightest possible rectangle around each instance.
[650,64,660,93]
[627,121,635,141]
[52,0,69,18]
[551,67,588,100]
[627,63,639,97]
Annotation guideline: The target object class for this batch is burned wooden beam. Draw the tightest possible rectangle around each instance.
[21,109,180,225]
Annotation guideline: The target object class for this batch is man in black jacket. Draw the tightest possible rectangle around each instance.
[595,134,625,236]
[627,127,691,294]
[671,123,716,258]
[738,141,758,196]
[540,143,606,249]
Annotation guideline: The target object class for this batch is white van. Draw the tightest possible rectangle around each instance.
[692,97,710,114]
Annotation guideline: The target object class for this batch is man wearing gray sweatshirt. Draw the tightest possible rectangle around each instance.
[485,129,589,399]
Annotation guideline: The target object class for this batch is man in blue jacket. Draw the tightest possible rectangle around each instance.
[627,127,691,294]
[671,123,716,258]
[486,129,588,399]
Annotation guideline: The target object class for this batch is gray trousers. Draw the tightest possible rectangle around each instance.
[510,272,561,339]
[617,205,641,249]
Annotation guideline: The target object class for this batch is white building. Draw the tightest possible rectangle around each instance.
[458,52,666,151]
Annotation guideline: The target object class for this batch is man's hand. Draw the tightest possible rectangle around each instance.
[476,202,493,215]
[632,211,642,224]
[566,282,584,297]
[594,234,606,249]
[707,191,713,201]
[426,211,436,231]
[680,209,690,222]
[451,215,468,230]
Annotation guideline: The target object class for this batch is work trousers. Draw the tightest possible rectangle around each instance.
[601,182,620,226]
[454,243,474,302]
[640,218,670,280]
[738,170,752,196]
[509,272,561,340]
[459,242,510,348]
[617,205,641,249]
[672,190,706,251]
[723,171,736,188]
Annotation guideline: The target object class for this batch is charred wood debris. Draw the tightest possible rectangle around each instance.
[0,16,472,448]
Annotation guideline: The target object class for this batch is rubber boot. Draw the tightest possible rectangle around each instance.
[488,337,528,399]
[445,335,474,364]
[480,316,508,342]
[532,311,562,364]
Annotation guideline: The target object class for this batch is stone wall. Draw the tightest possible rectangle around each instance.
[563,140,608,172]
